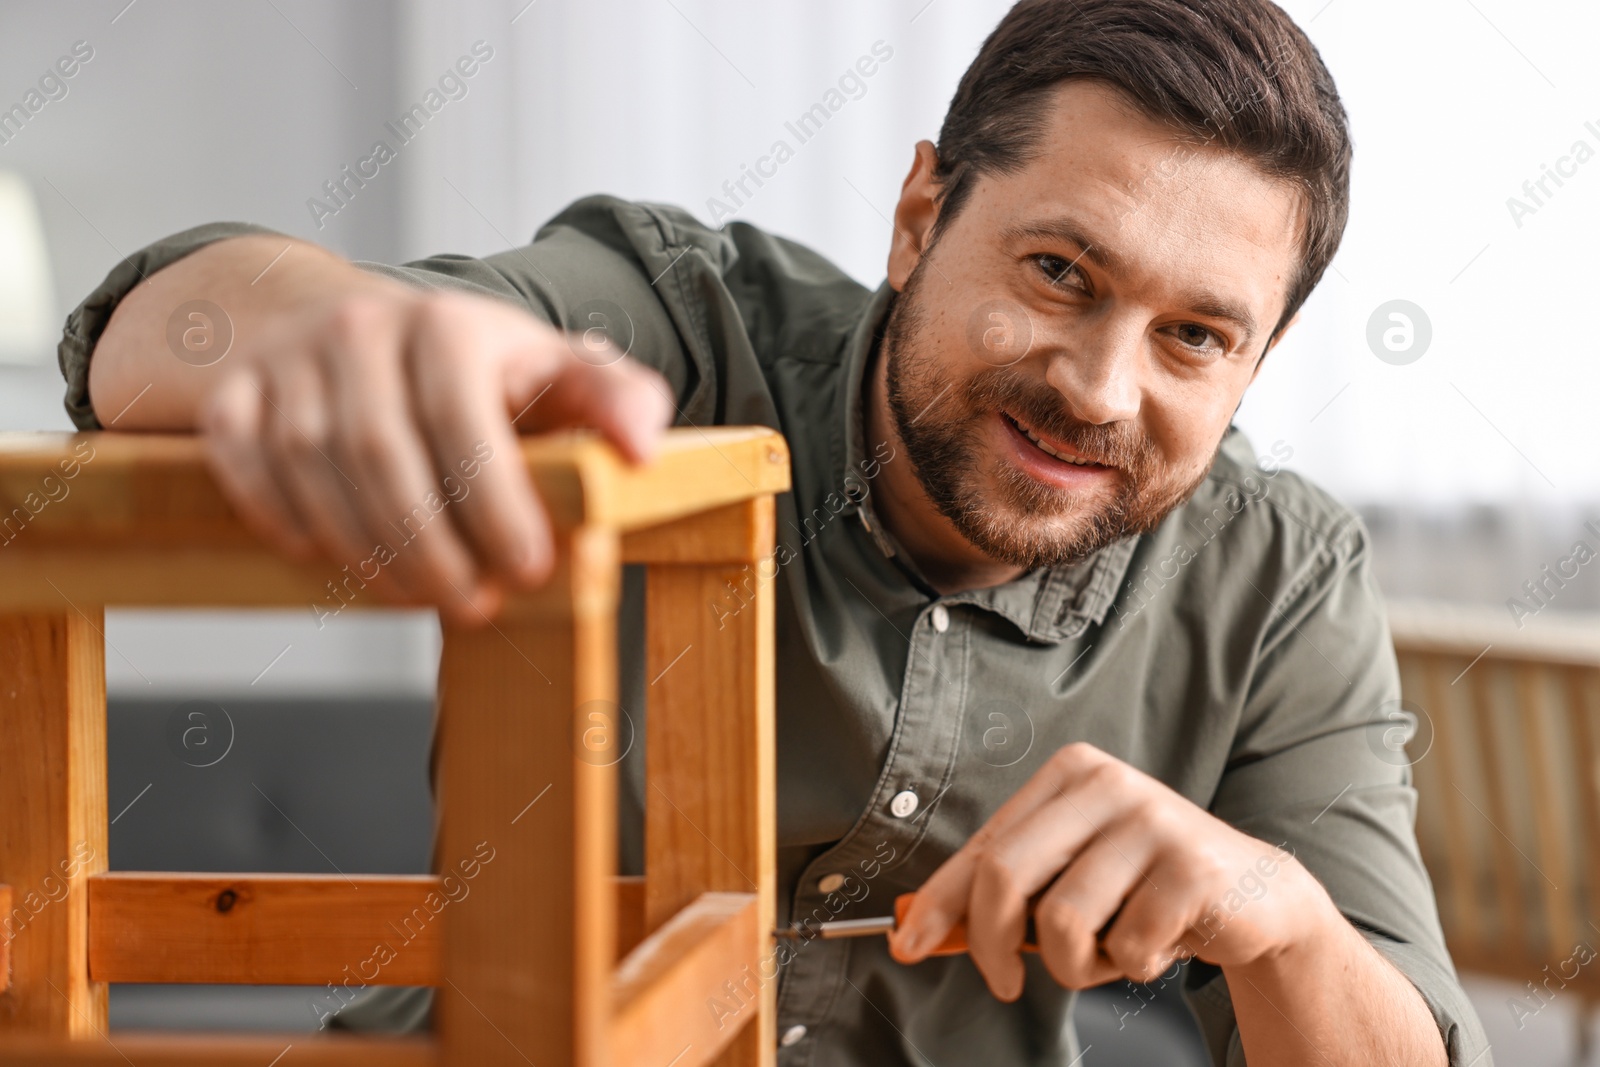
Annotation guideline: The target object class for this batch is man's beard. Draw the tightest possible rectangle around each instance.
[880,259,1216,571]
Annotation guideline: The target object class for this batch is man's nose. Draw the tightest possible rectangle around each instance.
[1041,320,1142,425]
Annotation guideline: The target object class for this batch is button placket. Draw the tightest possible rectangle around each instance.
[775,606,969,1061]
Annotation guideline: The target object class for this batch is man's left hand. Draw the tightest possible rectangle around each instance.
[888,741,1338,1000]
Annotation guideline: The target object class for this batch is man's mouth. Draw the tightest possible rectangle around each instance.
[999,410,1108,469]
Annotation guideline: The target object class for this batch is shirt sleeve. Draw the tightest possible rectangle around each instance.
[57,195,717,431]
[1179,514,1493,1066]
[58,221,281,429]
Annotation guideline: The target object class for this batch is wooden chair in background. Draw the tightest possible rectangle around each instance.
[1390,599,1600,1053]
[0,425,789,1066]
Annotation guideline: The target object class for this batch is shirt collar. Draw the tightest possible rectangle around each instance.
[835,279,1138,644]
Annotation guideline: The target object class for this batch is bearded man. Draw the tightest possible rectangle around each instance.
[65,1,1487,1062]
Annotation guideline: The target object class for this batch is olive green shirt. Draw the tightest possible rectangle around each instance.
[60,196,1490,1065]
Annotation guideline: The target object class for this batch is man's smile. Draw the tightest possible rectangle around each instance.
[996,408,1117,489]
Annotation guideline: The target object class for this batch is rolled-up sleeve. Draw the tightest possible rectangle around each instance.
[1180,516,1492,1065]
[58,221,283,430]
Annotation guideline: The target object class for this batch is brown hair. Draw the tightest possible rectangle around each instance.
[932,0,1352,345]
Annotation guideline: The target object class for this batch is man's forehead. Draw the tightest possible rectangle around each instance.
[974,83,1305,341]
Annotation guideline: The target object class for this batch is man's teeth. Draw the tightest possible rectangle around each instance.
[1014,416,1093,465]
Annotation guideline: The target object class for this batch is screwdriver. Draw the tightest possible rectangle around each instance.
[772,892,1040,956]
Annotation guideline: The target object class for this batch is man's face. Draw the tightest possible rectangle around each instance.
[881,79,1305,570]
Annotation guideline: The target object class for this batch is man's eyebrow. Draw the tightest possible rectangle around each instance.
[998,217,1134,279]
[998,216,1260,349]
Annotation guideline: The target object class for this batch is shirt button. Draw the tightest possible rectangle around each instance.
[780,1024,808,1047]
[931,604,950,633]
[889,790,919,818]
[817,872,846,894]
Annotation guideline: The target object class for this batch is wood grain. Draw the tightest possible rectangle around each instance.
[0,884,10,994]
[0,1035,434,1066]
[623,499,775,565]
[87,873,441,986]
[0,426,789,548]
[84,873,650,986]
[0,612,107,1035]
[611,892,760,1067]
[644,495,777,1067]
[434,525,616,1067]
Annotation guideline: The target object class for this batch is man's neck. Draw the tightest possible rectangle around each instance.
[863,334,1029,596]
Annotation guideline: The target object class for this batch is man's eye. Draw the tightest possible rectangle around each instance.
[1032,253,1085,291]
[1171,323,1222,351]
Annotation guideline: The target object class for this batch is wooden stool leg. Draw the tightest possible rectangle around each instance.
[0,611,108,1035]
[435,528,618,1067]
[645,496,777,1067]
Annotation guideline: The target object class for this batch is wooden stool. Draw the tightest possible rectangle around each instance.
[0,425,788,1067]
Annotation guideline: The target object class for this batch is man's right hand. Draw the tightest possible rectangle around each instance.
[89,234,676,624]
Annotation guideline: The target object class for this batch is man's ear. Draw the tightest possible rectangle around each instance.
[1249,309,1301,386]
[887,140,942,292]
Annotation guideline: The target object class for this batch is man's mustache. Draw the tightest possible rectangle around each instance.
[964,370,1153,475]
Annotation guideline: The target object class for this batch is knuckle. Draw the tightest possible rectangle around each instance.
[344,419,392,470]
[1039,941,1097,991]
[199,383,249,442]
[325,294,388,347]
[1051,740,1098,772]
[972,846,1019,898]
[1132,799,1180,841]
[1035,896,1090,944]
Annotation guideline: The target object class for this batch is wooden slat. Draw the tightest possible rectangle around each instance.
[611,893,760,1067]
[558,429,789,532]
[1566,667,1600,941]
[434,525,617,1067]
[1420,653,1483,958]
[0,426,789,547]
[0,1035,433,1066]
[0,612,108,1035]
[1469,663,1531,958]
[623,500,774,565]
[84,872,651,985]
[1518,665,1576,956]
[645,495,777,1067]
[0,884,10,993]
[0,548,598,618]
[87,873,439,986]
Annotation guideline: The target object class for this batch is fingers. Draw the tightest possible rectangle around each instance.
[408,295,558,588]
[199,369,317,561]
[197,287,674,623]
[1095,853,1205,983]
[321,296,496,623]
[1035,836,1144,989]
[887,852,976,965]
[964,780,1139,999]
[894,749,1133,975]
[256,353,382,576]
[506,328,676,463]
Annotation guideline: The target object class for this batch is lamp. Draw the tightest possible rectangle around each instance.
[0,171,57,365]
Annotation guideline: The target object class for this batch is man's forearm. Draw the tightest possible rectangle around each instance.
[88,233,403,430]
[1226,896,1448,1066]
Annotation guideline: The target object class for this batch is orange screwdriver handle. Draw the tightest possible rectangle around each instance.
[893,893,1041,957]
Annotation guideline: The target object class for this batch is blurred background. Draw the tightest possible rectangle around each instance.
[1,0,1597,1062]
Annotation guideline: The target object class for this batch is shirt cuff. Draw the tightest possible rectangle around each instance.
[57,221,287,430]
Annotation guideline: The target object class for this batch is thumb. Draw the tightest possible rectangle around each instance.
[888,863,971,963]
